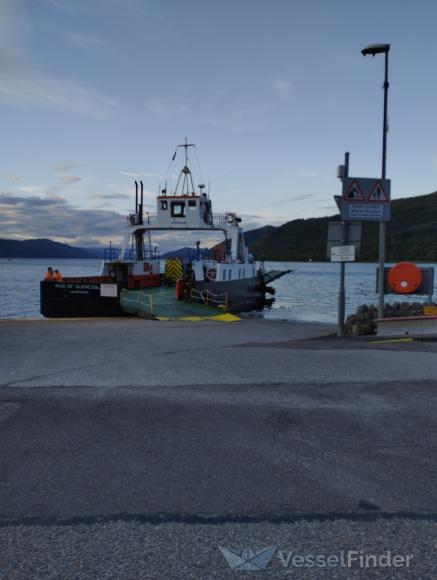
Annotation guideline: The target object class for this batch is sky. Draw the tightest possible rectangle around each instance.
[1,0,437,247]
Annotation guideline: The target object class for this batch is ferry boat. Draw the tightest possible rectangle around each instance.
[40,141,290,318]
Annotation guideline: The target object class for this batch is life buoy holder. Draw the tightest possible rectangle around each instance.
[206,267,217,281]
[388,262,422,294]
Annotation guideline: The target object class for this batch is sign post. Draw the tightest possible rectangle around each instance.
[361,43,390,319]
[337,152,349,336]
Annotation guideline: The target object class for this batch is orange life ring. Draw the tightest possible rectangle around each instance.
[387,262,422,294]
[206,267,217,281]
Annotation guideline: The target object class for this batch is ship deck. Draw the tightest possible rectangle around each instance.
[120,285,233,320]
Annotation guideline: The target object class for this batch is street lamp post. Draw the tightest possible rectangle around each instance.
[361,43,390,319]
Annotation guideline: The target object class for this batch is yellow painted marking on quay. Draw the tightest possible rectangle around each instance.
[369,338,414,344]
[156,313,241,323]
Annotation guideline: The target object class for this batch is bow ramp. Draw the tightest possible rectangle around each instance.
[263,269,292,285]
[120,286,240,321]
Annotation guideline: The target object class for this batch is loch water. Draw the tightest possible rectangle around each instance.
[0,259,434,322]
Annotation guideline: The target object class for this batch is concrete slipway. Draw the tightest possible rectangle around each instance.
[0,318,436,578]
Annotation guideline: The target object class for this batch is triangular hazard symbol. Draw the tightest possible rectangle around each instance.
[343,180,365,202]
[368,181,389,202]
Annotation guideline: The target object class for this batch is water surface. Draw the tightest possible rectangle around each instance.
[0,259,434,323]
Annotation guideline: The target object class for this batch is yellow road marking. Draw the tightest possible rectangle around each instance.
[369,338,414,344]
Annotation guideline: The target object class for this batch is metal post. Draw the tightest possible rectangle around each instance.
[378,49,389,319]
[337,151,349,337]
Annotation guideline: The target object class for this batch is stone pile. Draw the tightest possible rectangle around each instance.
[344,302,431,336]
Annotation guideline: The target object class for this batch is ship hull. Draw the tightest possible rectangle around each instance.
[40,281,126,318]
[194,276,265,313]
[40,275,267,318]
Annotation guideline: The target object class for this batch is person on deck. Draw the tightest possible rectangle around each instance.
[44,267,54,281]
[53,269,63,282]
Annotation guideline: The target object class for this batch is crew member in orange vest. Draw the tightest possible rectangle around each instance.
[53,269,63,282]
[44,267,54,281]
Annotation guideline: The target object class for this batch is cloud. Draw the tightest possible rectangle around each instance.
[61,175,81,184]
[51,162,81,173]
[143,80,295,134]
[0,1,116,118]
[108,183,155,199]
[0,71,117,119]
[145,97,189,115]
[18,185,46,194]
[0,192,287,247]
[94,192,130,200]
[121,171,163,178]
[264,194,313,207]
[0,192,125,245]
[0,172,20,181]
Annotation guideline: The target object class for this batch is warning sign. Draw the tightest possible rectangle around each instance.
[342,177,390,204]
[339,177,391,222]
[368,180,389,202]
[343,180,365,202]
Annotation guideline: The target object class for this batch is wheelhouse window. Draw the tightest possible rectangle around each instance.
[161,200,168,210]
[188,200,197,209]
[171,201,185,217]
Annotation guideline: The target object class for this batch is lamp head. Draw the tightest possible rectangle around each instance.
[361,43,390,57]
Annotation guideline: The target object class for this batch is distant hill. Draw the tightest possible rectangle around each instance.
[243,225,276,245]
[0,238,96,259]
[81,246,106,259]
[247,191,437,262]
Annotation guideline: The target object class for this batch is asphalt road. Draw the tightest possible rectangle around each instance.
[0,318,436,578]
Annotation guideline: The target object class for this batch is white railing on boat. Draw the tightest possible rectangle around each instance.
[128,212,229,229]
[190,288,228,310]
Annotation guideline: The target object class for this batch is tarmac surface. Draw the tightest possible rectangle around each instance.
[0,317,436,578]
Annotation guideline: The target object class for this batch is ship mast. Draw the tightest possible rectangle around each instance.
[173,137,196,195]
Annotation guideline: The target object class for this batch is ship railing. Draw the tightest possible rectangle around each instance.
[120,288,154,315]
[143,213,157,224]
[212,214,229,228]
[104,247,135,261]
[190,288,228,311]
[104,247,160,262]
[120,287,228,317]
